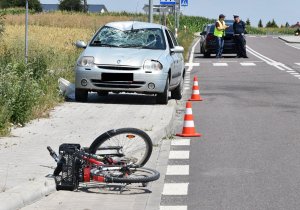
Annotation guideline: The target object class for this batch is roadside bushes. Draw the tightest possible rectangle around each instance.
[0,57,47,135]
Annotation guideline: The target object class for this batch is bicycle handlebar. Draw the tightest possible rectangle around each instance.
[47,146,59,162]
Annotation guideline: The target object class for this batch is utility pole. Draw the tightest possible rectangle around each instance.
[149,0,153,23]
[25,0,29,64]
[83,0,88,13]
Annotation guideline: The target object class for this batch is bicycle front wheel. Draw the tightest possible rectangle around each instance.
[89,128,153,166]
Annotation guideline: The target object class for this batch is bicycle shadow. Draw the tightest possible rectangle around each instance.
[77,183,152,195]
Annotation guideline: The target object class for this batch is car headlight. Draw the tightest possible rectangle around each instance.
[143,60,163,71]
[77,56,94,67]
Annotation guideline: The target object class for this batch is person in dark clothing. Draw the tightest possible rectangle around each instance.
[233,15,248,58]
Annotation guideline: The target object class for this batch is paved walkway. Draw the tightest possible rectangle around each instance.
[0,93,177,210]
[279,35,300,43]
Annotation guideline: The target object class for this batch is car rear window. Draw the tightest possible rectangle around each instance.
[209,24,234,33]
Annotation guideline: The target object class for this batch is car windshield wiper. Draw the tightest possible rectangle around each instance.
[91,41,119,47]
[119,44,144,49]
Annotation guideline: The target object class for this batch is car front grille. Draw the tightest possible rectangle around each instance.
[97,65,141,71]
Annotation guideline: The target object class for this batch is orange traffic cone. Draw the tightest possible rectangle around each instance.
[176,102,202,137]
[189,76,202,101]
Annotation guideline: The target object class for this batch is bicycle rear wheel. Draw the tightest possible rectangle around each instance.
[89,128,153,166]
[105,167,160,184]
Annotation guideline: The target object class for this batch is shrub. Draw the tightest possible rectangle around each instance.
[0,62,41,126]
[0,0,42,12]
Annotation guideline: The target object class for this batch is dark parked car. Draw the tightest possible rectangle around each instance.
[200,21,237,58]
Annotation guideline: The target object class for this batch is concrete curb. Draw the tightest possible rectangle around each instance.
[0,178,55,210]
[0,101,177,210]
[278,36,300,43]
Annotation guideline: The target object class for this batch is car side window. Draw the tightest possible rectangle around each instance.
[165,30,175,49]
[168,30,179,46]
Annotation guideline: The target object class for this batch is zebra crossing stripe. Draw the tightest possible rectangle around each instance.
[213,63,228,67]
[160,206,188,210]
[162,183,189,195]
[171,139,190,146]
[166,165,189,175]
[185,63,200,67]
[240,62,256,66]
[169,151,190,159]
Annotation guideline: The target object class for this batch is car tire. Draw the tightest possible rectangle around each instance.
[75,89,88,102]
[156,79,169,105]
[204,52,211,58]
[171,74,184,100]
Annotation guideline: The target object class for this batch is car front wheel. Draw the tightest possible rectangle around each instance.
[171,75,184,100]
[75,89,88,102]
[156,79,169,105]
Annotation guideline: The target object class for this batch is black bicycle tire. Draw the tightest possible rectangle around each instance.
[89,128,153,166]
[105,167,160,184]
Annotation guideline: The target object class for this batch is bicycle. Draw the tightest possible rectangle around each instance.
[47,128,160,192]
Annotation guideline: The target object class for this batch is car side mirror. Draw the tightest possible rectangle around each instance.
[200,32,206,36]
[170,46,184,54]
[75,40,87,49]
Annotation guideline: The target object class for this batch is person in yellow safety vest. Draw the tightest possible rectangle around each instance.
[214,14,229,58]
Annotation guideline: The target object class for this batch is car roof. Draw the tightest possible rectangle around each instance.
[105,21,166,31]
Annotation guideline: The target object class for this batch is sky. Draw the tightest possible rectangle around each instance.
[40,0,300,26]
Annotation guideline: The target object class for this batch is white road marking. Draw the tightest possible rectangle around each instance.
[184,39,200,73]
[166,165,189,175]
[286,71,296,73]
[213,63,228,67]
[247,46,288,71]
[293,75,300,77]
[184,87,189,90]
[290,73,299,75]
[171,139,190,146]
[169,151,190,159]
[240,62,256,66]
[160,206,188,210]
[295,63,300,66]
[162,183,189,195]
[248,36,256,38]
[185,63,200,67]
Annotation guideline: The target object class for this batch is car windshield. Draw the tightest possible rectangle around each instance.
[90,26,166,50]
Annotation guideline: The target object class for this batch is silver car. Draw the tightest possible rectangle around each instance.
[75,21,185,104]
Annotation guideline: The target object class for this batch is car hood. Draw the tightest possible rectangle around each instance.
[82,47,165,67]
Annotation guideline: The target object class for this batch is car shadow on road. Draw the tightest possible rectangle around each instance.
[194,55,237,59]
[67,93,166,105]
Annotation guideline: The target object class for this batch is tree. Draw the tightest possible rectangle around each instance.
[271,19,278,28]
[59,0,83,12]
[0,0,42,12]
[266,19,278,28]
[285,22,290,28]
[246,18,251,26]
[258,19,263,28]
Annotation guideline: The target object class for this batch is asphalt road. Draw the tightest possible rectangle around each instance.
[164,36,300,210]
